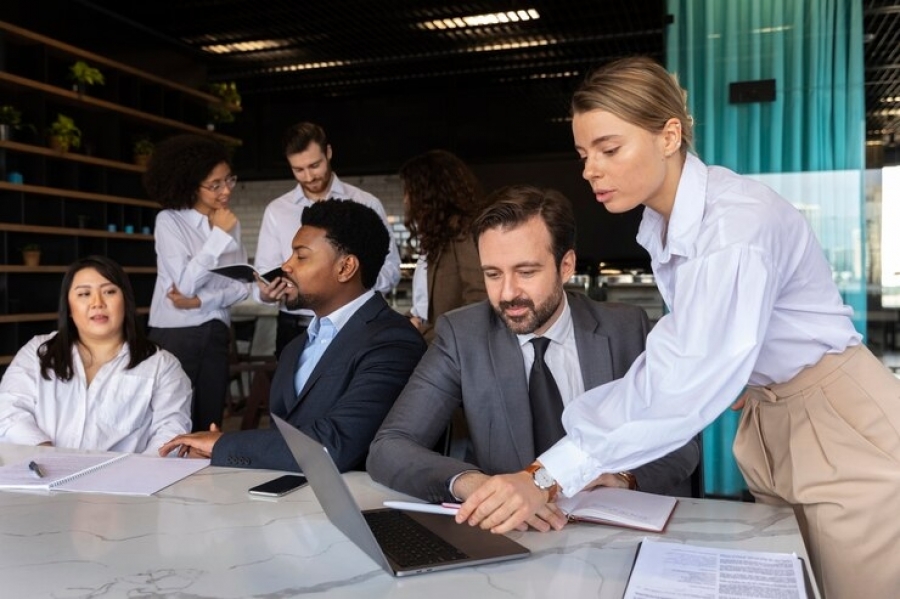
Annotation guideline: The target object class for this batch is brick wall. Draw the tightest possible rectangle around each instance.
[230,173,408,260]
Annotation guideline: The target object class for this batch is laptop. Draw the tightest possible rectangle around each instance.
[272,414,530,576]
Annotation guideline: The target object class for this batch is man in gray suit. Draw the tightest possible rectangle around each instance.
[367,185,698,531]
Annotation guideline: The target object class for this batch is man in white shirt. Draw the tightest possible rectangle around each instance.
[253,122,401,357]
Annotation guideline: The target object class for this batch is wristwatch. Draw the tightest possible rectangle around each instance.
[524,462,559,502]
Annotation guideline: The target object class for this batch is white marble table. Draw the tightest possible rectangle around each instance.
[0,443,818,598]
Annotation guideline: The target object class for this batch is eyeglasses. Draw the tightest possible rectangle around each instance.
[200,174,238,193]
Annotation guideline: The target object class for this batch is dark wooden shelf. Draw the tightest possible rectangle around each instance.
[0,180,159,208]
[0,20,240,375]
[0,19,237,111]
[0,139,146,172]
[0,222,154,240]
[0,71,242,146]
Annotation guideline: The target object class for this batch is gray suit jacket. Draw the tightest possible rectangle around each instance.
[367,292,699,502]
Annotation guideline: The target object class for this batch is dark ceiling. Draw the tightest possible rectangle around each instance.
[3,0,899,154]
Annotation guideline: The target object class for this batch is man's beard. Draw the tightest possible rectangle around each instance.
[493,285,563,335]
[284,291,311,311]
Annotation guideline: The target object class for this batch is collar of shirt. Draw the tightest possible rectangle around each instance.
[515,293,583,403]
[516,291,572,349]
[304,289,376,341]
[295,290,375,394]
[637,152,707,264]
[180,207,210,231]
[291,173,347,205]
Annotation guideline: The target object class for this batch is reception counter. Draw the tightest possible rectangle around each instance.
[0,443,818,598]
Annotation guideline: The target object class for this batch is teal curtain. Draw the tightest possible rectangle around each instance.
[666,0,865,498]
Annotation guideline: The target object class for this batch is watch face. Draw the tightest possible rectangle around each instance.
[533,467,555,489]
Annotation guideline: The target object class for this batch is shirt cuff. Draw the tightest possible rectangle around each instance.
[205,226,237,258]
[446,469,482,501]
[538,437,602,498]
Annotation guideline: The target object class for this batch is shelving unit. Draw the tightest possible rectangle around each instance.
[0,19,241,373]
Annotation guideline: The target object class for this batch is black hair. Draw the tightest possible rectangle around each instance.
[301,199,390,289]
[471,184,576,266]
[143,134,232,209]
[38,255,158,381]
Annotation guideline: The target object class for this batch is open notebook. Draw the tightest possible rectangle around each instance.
[555,487,678,532]
[0,452,209,495]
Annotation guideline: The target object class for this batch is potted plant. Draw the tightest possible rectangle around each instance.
[132,136,154,167]
[47,114,82,152]
[69,60,105,95]
[21,243,41,267]
[207,81,241,128]
[0,105,35,141]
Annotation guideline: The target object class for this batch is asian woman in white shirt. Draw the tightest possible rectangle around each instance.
[0,256,191,453]
[143,134,249,433]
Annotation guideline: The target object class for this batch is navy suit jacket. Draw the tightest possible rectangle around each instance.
[212,294,427,472]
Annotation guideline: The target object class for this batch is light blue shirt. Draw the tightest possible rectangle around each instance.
[293,290,376,394]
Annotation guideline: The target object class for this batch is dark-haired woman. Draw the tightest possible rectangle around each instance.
[144,134,249,432]
[400,150,487,343]
[0,256,191,452]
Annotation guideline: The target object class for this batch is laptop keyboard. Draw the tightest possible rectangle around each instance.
[364,509,470,567]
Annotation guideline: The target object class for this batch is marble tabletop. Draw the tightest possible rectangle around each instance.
[0,443,818,598]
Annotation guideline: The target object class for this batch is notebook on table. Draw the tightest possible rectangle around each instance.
[0,452,209,495]
[272,414,530,577]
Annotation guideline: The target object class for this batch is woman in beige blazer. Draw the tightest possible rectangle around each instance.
[400,150,488,343]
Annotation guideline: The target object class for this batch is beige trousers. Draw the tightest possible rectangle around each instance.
[734,344,900,599]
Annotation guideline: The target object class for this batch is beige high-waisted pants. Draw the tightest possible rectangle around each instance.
[734,344,900,599]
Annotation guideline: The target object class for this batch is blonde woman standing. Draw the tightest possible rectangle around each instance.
[457,57,900,599]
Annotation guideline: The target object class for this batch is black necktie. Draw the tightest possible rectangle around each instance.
[529,337,566,454]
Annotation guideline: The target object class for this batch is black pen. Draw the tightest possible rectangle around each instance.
[28,460,45,479]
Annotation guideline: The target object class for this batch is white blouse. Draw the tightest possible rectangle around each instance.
[541,153,861,495]
[149,208,249,329]
[0,334,192,454]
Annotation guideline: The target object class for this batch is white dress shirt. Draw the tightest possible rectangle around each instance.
[149,208,249,328]
[252,176,402,317]
[0,334,192,454]
[541,153,861,495]
[410,256,429,320]
[517,293,585,405]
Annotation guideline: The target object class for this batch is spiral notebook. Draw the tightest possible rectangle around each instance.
[0,452,209,495]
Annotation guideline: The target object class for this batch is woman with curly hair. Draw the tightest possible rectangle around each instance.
[144,134,248,432]
[400,150,488,343]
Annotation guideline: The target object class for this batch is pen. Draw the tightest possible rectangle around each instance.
[28,460,45,479]
[383,500,460,516]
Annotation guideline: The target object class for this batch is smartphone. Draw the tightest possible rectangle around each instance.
[259,267,285,285]
[248,474,308,497]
